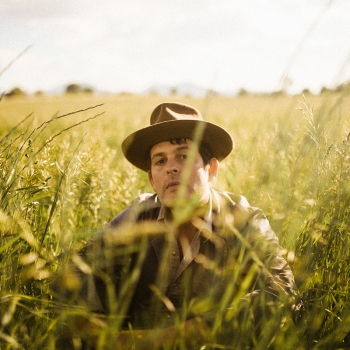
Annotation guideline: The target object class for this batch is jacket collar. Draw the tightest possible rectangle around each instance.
[150,188,235,261]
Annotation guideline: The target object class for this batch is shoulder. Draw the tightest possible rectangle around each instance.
[213,189,278,243]
[213,188,255,221]
[109,193,160,227]
[214,189,251,208]
[87,193,160,249]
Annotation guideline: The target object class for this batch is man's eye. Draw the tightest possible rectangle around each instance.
[155,159,165,165]
[180,154,187,160]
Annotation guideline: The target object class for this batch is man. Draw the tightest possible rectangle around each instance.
[56,102,297,349]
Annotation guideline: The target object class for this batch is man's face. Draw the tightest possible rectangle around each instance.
[148,140,218,208]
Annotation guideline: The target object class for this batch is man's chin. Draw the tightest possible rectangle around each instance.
[161,197,177,208]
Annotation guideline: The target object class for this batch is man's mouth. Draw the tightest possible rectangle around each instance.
[166,180,180,190]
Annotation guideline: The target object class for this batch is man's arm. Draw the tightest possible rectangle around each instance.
[226,193,297,297]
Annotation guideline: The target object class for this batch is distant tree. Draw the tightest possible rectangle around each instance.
[65,83,94,94]
[320,86,331,94]
[34,90,44,96]
[302,88,311,95]
[5,87,26,97]
[334,84,343,93]
[334,81,350,93]
[66,83,82,93]
[238,88,249,96]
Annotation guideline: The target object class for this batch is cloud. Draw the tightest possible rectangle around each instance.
[0,0,75,22]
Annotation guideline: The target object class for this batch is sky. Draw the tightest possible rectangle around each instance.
[1,0,350,95]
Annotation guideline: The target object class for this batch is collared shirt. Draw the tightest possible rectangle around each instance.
[156,195,213,291]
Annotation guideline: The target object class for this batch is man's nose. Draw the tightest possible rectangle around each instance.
[167,168,178,174]
[166,158,179,174]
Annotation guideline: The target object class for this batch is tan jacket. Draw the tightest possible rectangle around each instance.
[76,189,297,329]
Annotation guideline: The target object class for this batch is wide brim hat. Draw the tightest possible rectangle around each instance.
[122,102,234,171]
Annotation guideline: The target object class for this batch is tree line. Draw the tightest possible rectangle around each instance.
[3,81,350,98]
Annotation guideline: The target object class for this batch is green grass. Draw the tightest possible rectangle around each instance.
[0,92,349,349]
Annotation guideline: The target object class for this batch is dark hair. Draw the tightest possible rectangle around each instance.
[147,138,213,170]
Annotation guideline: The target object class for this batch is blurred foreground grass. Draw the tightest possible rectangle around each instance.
[0,92,349,348]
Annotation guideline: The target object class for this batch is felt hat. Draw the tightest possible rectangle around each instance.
[121,102,234,171]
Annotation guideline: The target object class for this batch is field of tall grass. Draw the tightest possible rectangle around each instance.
[0,92,349,349]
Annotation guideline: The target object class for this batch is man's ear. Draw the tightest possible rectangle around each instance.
[208,158,219,181]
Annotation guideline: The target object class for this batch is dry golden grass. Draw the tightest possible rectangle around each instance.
[0,92,349,349]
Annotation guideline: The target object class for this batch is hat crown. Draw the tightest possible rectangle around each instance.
[150,102,204,125]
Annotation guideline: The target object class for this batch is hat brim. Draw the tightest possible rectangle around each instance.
[122,120,234,171]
